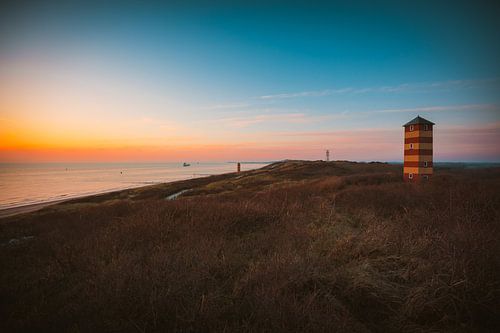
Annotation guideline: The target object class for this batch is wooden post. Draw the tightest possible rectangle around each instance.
[237,162,241,173]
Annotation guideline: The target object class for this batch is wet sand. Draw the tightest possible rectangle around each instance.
[0,200,68,219]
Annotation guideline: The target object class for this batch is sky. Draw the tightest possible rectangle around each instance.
[1,0,499,162]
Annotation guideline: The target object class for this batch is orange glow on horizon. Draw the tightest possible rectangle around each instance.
[1,82,499,163]
[1,125,498,163]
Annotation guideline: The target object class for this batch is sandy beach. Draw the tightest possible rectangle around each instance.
[0,200,69,219]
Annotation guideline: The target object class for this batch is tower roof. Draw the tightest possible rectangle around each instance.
[403,116,435,127]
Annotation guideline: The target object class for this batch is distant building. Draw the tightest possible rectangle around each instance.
[403,116,434,182]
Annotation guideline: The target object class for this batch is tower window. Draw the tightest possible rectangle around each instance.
[410,143,413,150]
[424,124,429,131]
[424,161,428,167]
[409,125,414,131]
[423,175,429,180]
[409,173,414,179]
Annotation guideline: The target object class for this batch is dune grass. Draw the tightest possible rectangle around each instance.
[1,161,499,332]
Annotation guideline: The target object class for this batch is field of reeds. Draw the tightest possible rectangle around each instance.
[1,161,499,332]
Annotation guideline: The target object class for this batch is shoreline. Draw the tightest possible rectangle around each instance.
[0,184,154,219]
[0,200,71,219]
[0,171,245,219]
[0,164,271,219]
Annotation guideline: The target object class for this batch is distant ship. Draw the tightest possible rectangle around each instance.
[183,163,190,167]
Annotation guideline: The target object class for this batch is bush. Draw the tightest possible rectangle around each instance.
[1,161,499,332]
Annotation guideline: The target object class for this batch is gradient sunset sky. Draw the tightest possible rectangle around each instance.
[1,1,499,162]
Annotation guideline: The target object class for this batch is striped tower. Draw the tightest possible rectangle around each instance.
[403,116,435,182]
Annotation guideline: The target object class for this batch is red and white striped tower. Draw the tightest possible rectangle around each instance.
[403,116,435,182]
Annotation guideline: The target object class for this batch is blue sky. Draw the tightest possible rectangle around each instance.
[1,1,499,162]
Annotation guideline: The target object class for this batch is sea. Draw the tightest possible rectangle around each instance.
[0,162,270,210]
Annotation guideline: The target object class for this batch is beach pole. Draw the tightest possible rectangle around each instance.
[237,162,241,173]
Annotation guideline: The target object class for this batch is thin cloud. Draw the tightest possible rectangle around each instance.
[259,88,353,100]
[256,78,500,100]
[211,112,345,128]
[437,121,500,134]
[201,103,251,111]
[374,103,499,113]
[200,78,500,110]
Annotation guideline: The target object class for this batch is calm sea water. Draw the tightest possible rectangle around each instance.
[0,162,269,210]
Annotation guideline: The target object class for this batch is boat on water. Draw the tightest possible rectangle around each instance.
[183,163,190,167]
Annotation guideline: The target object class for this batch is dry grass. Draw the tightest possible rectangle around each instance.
[0,161,499,332]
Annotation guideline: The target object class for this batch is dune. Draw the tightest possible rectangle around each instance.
[1,161,499,332]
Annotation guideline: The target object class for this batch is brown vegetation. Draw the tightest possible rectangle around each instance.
[1,161,499,332]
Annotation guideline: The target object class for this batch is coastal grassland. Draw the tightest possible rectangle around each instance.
[1,161,499,332]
